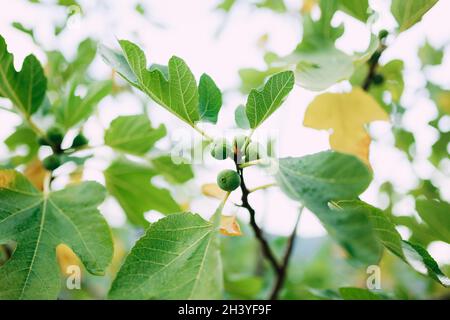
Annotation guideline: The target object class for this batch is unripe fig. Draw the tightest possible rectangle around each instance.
[217,169,241,192]
[245,142,266,161]
[46,126,64,146]
[43,154,61,171]
[210,138,231,160]
[71,133,89,148]
[378,29,389,40]
[37,136,50,146]
[372,73,384,85]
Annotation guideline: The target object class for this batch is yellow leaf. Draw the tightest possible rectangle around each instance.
[180,201,191,211]
[304,88,389,164]
[201,183,227,200]
[220,215,242,236]
[301,0,317,13]
[56,244,82,275]
[0,170,15,188]
[437,92,450,115]
[69,168,83,185]
[108,236,127,275]
[257,33,269,48]
[24,159,48,191]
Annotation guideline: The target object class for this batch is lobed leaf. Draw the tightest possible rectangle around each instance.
[151,155,194,184]
[337,0,370,22]
[104,158,180,226]
[0,35,47,116]
[418,41,444,67]
[415,199,450,244]
[245,71,294,129]
[334,200,450,286]
[276,151,382,264]
[0,170,113,299]
[109,212,223,299]
[4,125,39,166]
[391,0,438,32]
[57,80,112,129]
[100,40,217,126]
[104,115,166,156]
[303,88,389,164]
[339,287,385,300]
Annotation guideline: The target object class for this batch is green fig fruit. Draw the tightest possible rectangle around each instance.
[217,169,241,191]
[245,141,266,161]
[46,126,64,146]
[42,154,61,171]
[71,133,89,148]
[211,138,231,160]
[372,73,385,85]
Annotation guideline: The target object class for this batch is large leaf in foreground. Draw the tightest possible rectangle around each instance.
[339,287,385,300]
[334,200,449,286]
[0,170,113,299]
[109,212,223,299]
[391,0,438,32]
[0,35,47,115]
[276,151,382,264]
[245,71,294,128]
[104,115,166,156]
[104,158,180,226]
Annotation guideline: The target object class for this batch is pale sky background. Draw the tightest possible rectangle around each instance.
[0,0,449,263]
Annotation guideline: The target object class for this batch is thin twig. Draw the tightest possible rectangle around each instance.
[233,155,281,274]
[248,182,278,193]
[362,43,387,91]
[269,206,303,300]
[239,158,266,169]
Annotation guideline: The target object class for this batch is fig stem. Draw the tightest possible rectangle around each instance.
[248,182,277,193]
[192,124,214,142]
[239,158,265,168]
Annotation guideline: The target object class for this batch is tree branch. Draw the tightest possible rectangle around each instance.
[269,206,303,300]
[232,149,303,299]
[362,43,387,91]
[233,156,281,274]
